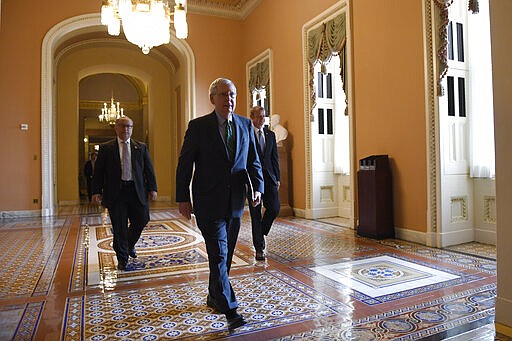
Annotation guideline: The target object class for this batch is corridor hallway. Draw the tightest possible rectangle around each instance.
[0,203,507,340]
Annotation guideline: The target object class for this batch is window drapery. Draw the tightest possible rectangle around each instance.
[248,59,269,95]
[307,13,347,113]
[307,13,348,174]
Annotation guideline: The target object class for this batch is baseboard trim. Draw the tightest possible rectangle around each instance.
[293,208,306,218]
[496,296,512,329]
[474,228,496,245]
[394,227,426,245]
[298,207,339,219]
[496,323,512,337]
[439,228,475,247]
[0,210,41,218]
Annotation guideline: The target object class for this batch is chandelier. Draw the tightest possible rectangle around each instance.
[99,96,125,127]
[101,0,188,54]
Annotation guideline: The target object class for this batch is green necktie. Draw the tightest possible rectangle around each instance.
[225,120,235,160]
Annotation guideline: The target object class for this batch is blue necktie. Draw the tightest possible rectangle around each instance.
[225,120,234,160]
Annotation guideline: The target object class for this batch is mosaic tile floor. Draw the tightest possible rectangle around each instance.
[0,203,509,340]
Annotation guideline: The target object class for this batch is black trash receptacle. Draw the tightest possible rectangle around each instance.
[357,155,394,239]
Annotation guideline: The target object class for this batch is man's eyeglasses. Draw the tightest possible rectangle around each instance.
[215,91,237,99]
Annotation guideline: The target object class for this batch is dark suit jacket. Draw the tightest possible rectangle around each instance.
[92,138,157,208]
[258,127,280,186]
[84,160,94,179]
[176,111,264,226]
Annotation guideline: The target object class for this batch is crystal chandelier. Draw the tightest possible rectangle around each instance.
[99,96,125,127]
[101,0,188,54]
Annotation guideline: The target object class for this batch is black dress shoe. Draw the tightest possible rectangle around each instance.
[117,262,127,271]
[206,296,218,312]
[226,312,246,330]
[255,249,266,261]
[129,248,137,258]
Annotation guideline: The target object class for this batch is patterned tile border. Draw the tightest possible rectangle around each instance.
[62,270,346,340]
[275,284,496,340]
[70,220,253,292]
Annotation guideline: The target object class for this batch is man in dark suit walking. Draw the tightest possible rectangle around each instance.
[176,78,263,330]
[249,106,280,261]
[83,151,97,202]
[92,116,157,271]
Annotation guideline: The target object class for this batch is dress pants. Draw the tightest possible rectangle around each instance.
[107,182,149,264]
[199,217,241,313]
[249,179,280,250]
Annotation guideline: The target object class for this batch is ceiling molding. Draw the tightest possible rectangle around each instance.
[188,0,262,20]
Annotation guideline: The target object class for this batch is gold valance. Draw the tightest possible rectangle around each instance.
[248,58,270,92]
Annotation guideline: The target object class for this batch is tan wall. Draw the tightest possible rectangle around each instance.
[185,14,245,117]
[350,0,428,232]
[490,0,512,329]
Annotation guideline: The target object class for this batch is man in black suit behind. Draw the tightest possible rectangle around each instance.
[83,151,97,202]
[249,106,280,261]
[176,78,264,330]
[92,116,157,271]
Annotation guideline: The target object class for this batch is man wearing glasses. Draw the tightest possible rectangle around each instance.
[92,116,158,271]
[176,78,263,330]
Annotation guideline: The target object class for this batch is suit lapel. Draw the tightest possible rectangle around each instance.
[232,114,242,161]
[112,139,121,167]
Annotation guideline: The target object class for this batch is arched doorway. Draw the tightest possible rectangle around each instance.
[41,14,196,216]
[79,73,145,202]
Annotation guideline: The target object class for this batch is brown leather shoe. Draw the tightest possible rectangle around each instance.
[117,262,127,271]
[255,249,266,261]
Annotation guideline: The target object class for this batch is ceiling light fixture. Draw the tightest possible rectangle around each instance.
[99,96,125,126]
[101,0,188,54]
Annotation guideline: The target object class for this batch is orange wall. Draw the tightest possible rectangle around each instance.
[241,0,339,209]
[350,0,428,231]
[0,0,98,211]
[185,14,245,116]
[1,0,428,234]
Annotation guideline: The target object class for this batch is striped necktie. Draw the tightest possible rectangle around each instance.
[225,120,235,160]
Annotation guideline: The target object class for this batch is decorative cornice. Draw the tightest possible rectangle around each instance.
[187,0,262,19]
